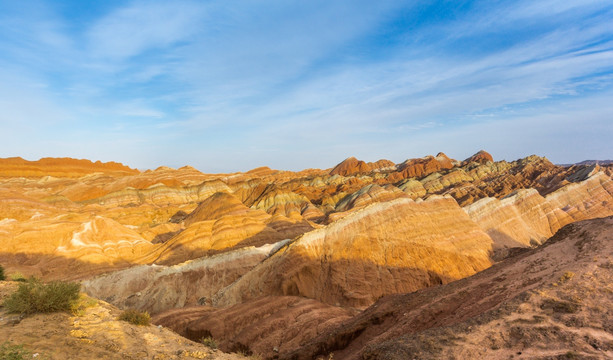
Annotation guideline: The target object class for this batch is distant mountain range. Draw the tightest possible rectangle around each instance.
[558,159,613,166]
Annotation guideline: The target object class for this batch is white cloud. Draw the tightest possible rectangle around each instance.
[506,0,611,19]
[87,1,206,60]
[170,2,407,106]
[0,1,611,171]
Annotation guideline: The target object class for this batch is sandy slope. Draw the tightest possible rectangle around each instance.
[0,282,247,360]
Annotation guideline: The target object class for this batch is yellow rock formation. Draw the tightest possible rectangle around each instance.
[214,196,494,308]
[0,154,611,302]
[465,172,613,249]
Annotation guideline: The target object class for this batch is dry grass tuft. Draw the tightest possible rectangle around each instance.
[200,336,218,349]
[118,309,151,326]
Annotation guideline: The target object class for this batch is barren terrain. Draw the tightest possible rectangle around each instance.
[0,152,612,359]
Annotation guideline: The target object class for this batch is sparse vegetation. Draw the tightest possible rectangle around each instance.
[552,271,576,287]
[118,309,151,326]
[10,272,27,282]
[559,271,575,283]
[2,277,80,315]
[0,342,31,360]
[540,298,581,314]
[200,336,218,349]
[234,350,262,359]
[70,294,98,316]
[563,350,579,359]
[0,264,5,281]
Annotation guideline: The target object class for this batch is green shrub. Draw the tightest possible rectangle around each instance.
[201,336,217,349]
[9,272,27,282]
[0,264,5,281]
[2,278,81,315]
[118,309,151,326]
[0,342,31,360]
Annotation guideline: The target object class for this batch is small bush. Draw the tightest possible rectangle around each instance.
[201,336,217,349]
[2,278,81,315]
[0,342,31,360]
[118,309,151,326]
[0,264,5,281]
[10,272,27,282]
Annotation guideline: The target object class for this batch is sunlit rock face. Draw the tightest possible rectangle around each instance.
[334,184,406,212]
[0,157,138,178]
[545,171,613,220]
[462,149,494,165]
[329,157,396,176]
[395,152,456,179]
[283,216,613,360]
[0,153,611,288]
[213,196,494,308]
[464,171,613,249]
[0,159,319,278]
[464,189,573,248]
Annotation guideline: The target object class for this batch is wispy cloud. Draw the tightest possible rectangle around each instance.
[86,1,206,60]
[0,0,610,171]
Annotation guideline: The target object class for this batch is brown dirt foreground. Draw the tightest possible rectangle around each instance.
[0,282,247,360]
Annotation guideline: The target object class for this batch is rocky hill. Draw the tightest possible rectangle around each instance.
[282,216,613,359]
[0,157,138,178]
[0,151,611,359]
[0,282,247,360]
[156,216,613,359]
[211,196,493,309]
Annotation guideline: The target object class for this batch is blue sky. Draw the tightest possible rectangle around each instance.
[0,0,612,172]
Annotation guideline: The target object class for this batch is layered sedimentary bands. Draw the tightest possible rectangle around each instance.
[276,216,613,359]
[211,196,494,308]
[1,153,612,358]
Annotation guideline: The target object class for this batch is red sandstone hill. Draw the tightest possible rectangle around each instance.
[462,149,494,164]
[0,157,138,178]
[329,157,395,176]
[328,152,458,180]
